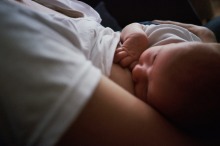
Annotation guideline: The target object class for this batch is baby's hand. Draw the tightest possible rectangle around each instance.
[114,33,148,70]
[114,41,140,70]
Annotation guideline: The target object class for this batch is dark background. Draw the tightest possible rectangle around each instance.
[82,0,201,28]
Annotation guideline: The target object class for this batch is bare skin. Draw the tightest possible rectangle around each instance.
[110,64,134,94]
[12,0,220,145]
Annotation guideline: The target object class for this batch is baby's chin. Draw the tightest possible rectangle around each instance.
[144,93,173,116]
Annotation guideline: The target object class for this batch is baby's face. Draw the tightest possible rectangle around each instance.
[132,43,186,102]
[132,42,212,114]
[133,42,220,130]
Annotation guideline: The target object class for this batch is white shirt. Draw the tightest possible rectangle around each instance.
[0,0,119,146]
[34,0,102,23]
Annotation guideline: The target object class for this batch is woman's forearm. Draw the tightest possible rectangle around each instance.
[56,75,207,146]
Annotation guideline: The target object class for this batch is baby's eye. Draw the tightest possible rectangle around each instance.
[152,53,157,64]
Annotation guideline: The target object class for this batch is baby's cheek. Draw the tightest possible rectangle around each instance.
[147,88,188,126]
[146,86,174,117]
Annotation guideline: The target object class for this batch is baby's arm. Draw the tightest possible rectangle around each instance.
[114,23,148,70]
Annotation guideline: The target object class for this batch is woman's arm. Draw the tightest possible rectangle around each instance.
[56,75,211,146]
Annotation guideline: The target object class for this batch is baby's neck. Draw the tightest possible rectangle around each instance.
[110,64,134,95]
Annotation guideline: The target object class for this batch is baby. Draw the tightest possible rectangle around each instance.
[114,22,220,138]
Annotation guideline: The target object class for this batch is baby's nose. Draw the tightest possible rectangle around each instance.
[132,64,146,83]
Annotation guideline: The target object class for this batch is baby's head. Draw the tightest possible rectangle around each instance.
[132,42,220,138]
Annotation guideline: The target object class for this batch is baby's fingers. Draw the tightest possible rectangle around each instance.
[114,51,128,63]
[120,56,134,68]
[115,47,124,53]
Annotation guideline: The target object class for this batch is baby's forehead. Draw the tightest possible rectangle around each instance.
[157,43,217,77]
[170,43,220,80]
[150,42,220,77]
[166,42,218,63]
